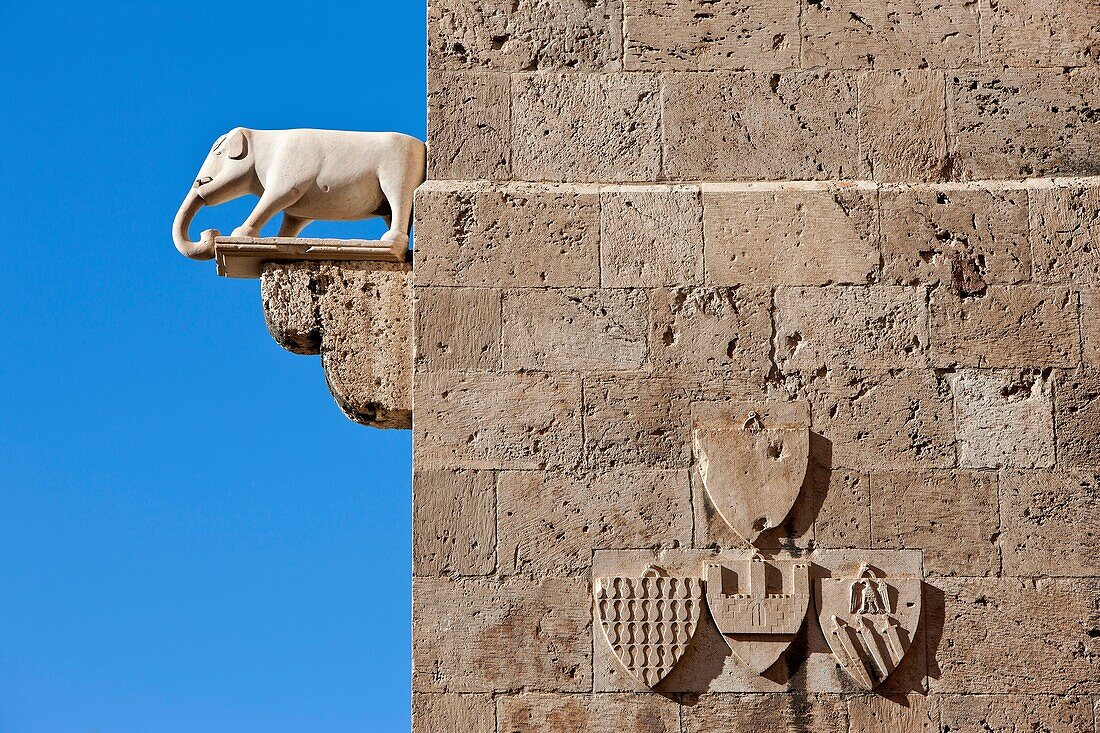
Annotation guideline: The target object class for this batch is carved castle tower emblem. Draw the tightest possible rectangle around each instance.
[594,565,703,689]
[817,563,922,690]
[705,551,810,674]
[693,402,810,545]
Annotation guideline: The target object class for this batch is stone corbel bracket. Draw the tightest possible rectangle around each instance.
[259,259,412,429]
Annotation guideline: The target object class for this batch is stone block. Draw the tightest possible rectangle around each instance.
[1055,368,1100,467]
[497,468,691,576]
[929,577,1100,694]
[260,261,412,429]
[648,287,773,379]
[1031,182,1100,285]
[502,288,649,372]
[702,185,879,286]
[682,693,848,732]
[948,68,1100,179]
[930,286,1079,368]
[413,576,591,692]
[774,286,928,372]
[427,71,510,180]
[848,695,936,733]
[663,71,859,181]
[622,0,800,71]
[1083,289,1100,366]
[1000,469,1100,577]
[415,371,582,470]
[951,369,1054,469]
[600,186,704,287]
[937,694,1094,732]
[871,471,1000,576]
[414,287,500,372]
[812,466,871,549]
[414,183,600,287]
[982,0,1100,68]
[428,0,622,71]
[859,71,949,182]
[801,0,980,69]
[413,694,495,733]
[803,368,956,470]
[880,185,1030,291]
[413,469,496,576]
[497,693,679,733]
[512,74,661,182]
[582,376,759,469]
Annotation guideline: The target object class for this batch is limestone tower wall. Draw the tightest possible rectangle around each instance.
[411,2,1100,730]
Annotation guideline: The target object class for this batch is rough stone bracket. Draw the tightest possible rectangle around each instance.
[259,259,411,429]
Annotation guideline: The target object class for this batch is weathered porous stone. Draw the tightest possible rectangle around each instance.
[497,693,679,733]
[663,71,859,180]
[260,261,411,428]
[414,286,500,372]
[859,71,949,182]
[413,469,496,576]
[801,0,980,69]
[428,0,622,71]
[427,71,511,180]
[937,694,1095,732]
[498,468,690,576]
[413,576,591,692]
[871,471,1000,576]
[502,288,650,372]
[1056,369,1100,467]
[512,74,661,182]
[774,286,928,372]
[880,186,1030,290]
[949,69,1100,179]
[600,186,704,287]
[681,693,848,732]
[981,0,1100,68]
[582,376,758,469]
[1031,182,1100,285]
[703,186,879,285]
[415,372,582,470]
[1083,289,1100,366]
[414,183,600,287]
[648,287,772,378]
[811,466,871,548]
[413,694,495,733]
[930,286,1079,368]
[950,369,1054,469]
[999,469,1100,577]
[929,577,1100,694]
[622,0,800,71]
[848,694,936,733]
[802,368,956,470]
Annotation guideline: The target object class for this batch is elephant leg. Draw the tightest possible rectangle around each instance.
[276,213,312,238]
[232,189,302,238]
[378,177,416,246]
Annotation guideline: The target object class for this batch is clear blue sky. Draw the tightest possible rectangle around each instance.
[0,3,423,731]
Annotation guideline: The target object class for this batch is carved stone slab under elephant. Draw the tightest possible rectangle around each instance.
[172,128,426,260]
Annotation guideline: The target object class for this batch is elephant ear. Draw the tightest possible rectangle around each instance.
[225,128,249,160]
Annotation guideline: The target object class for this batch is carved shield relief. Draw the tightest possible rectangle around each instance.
[817,564,922,690]
[594,565,703,689]
[704,551,811,674]
[693,401,810,545]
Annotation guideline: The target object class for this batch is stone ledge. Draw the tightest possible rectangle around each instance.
[260,260,411,429]
[214,236,408,279]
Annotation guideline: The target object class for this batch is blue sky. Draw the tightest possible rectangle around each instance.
[0,3,423,730]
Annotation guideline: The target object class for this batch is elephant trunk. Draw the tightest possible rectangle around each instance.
[172,188,216,260]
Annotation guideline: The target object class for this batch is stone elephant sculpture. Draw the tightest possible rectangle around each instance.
[172,128,426,260]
